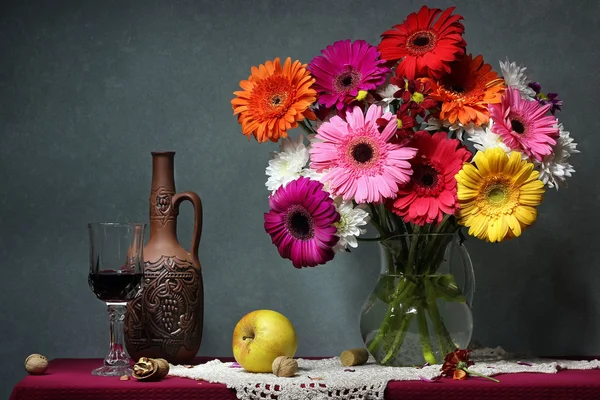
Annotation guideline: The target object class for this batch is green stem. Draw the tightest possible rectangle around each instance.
[405,225,421,274]
[425,282,456,355]
[367,205,388,240]
[380,307,415,365]
[463,368,500,383]
[298,120,316,135]
[367,279,415,354]
[416,302,437,365]
[357,237,385,242]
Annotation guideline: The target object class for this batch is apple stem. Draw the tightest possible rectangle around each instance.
[242,336,254,340]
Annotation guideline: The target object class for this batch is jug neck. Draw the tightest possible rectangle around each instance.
[149,151,177,239]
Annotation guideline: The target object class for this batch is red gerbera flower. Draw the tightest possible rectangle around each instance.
[378,6,466,80]
[390,131,471,225]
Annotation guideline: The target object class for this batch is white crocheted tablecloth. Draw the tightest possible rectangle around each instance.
[168,348,600,400]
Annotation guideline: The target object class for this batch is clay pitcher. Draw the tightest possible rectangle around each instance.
[125,151,203,364]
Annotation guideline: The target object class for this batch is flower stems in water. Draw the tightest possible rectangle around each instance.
[416,302,438,365]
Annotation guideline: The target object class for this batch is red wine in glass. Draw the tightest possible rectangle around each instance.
[88,271,143,302]
[88,222,145,377]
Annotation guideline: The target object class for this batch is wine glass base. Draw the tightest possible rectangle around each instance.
[91,365,132,377]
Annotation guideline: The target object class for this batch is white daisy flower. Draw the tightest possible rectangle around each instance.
[265,134,309,192]
[499,58,536,100]
[536,123,579,190]
[467,120,512,155]
[422,117,485,141]
[333,198,370,252]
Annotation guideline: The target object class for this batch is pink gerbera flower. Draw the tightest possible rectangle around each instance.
[390,131,471,225]
[264,177,340,268]
[309,105,418,204]
[308,39,389,111]
[489,87,559,161]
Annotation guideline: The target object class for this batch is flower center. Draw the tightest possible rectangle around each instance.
[413,36,429,47]
[406,31,436,54]
[411,92,425,103]
[440,71,473,97]
[510,119,525,134]
[271,95,282,106]
[285,205,314,240]
[345,137,380,170]
[334,68,363,94]
[413,163,442,194]
[352,143,373,163]
[487,187,506,203]
[476,177,519,217]
[251,76,293,119]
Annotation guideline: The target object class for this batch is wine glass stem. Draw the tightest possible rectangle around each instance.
[104,302,130,367]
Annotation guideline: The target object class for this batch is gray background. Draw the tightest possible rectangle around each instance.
[1,0,598,397]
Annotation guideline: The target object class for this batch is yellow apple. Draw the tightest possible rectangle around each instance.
[232,309,298,373]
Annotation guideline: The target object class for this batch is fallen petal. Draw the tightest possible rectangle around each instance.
[517,361,533,366]
[419,375,441,383]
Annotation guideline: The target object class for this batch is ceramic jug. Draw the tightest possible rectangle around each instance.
[125,151,203,364]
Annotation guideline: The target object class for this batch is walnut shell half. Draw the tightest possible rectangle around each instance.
[132,357,160,381]
[154,358,170,379]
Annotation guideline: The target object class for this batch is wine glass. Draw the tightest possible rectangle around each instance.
[88,222,145,376]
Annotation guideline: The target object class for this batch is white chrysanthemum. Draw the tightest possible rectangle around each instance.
[536,123,579,190]
[301,167,332,194]
[374,82,401,113]
[499,58,536,100]
[265,134,309,192]
[467,120,512,154]
[333,198,370,252]
[422,117,484,141]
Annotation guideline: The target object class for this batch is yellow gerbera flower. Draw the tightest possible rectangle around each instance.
[455,148,545,242]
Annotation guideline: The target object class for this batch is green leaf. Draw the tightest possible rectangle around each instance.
[428,274,466,303]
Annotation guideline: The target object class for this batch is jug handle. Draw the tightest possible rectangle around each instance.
[173,191,203,265]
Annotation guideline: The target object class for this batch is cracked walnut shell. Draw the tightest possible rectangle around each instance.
[132,357,159,381]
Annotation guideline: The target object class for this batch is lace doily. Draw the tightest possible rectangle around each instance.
[168,347,600,400]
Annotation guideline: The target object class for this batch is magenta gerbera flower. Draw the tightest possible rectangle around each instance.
[264,177,340,268]
[308,39,389,111]
[489,88,559,162]
[309,104,418,204]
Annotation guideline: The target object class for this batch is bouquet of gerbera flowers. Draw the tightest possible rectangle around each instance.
[231,6,578,365]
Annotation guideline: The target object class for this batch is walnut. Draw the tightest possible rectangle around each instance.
[24,354,48,375]
[132,357,159,381]
[272,356,298,377]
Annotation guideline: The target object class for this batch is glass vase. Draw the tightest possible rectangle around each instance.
[360,233,475,366]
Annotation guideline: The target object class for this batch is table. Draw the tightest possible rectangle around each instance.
[11,357,600,400]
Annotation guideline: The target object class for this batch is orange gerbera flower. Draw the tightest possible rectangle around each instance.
[231,57,317,143]
[429,54,506,127]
